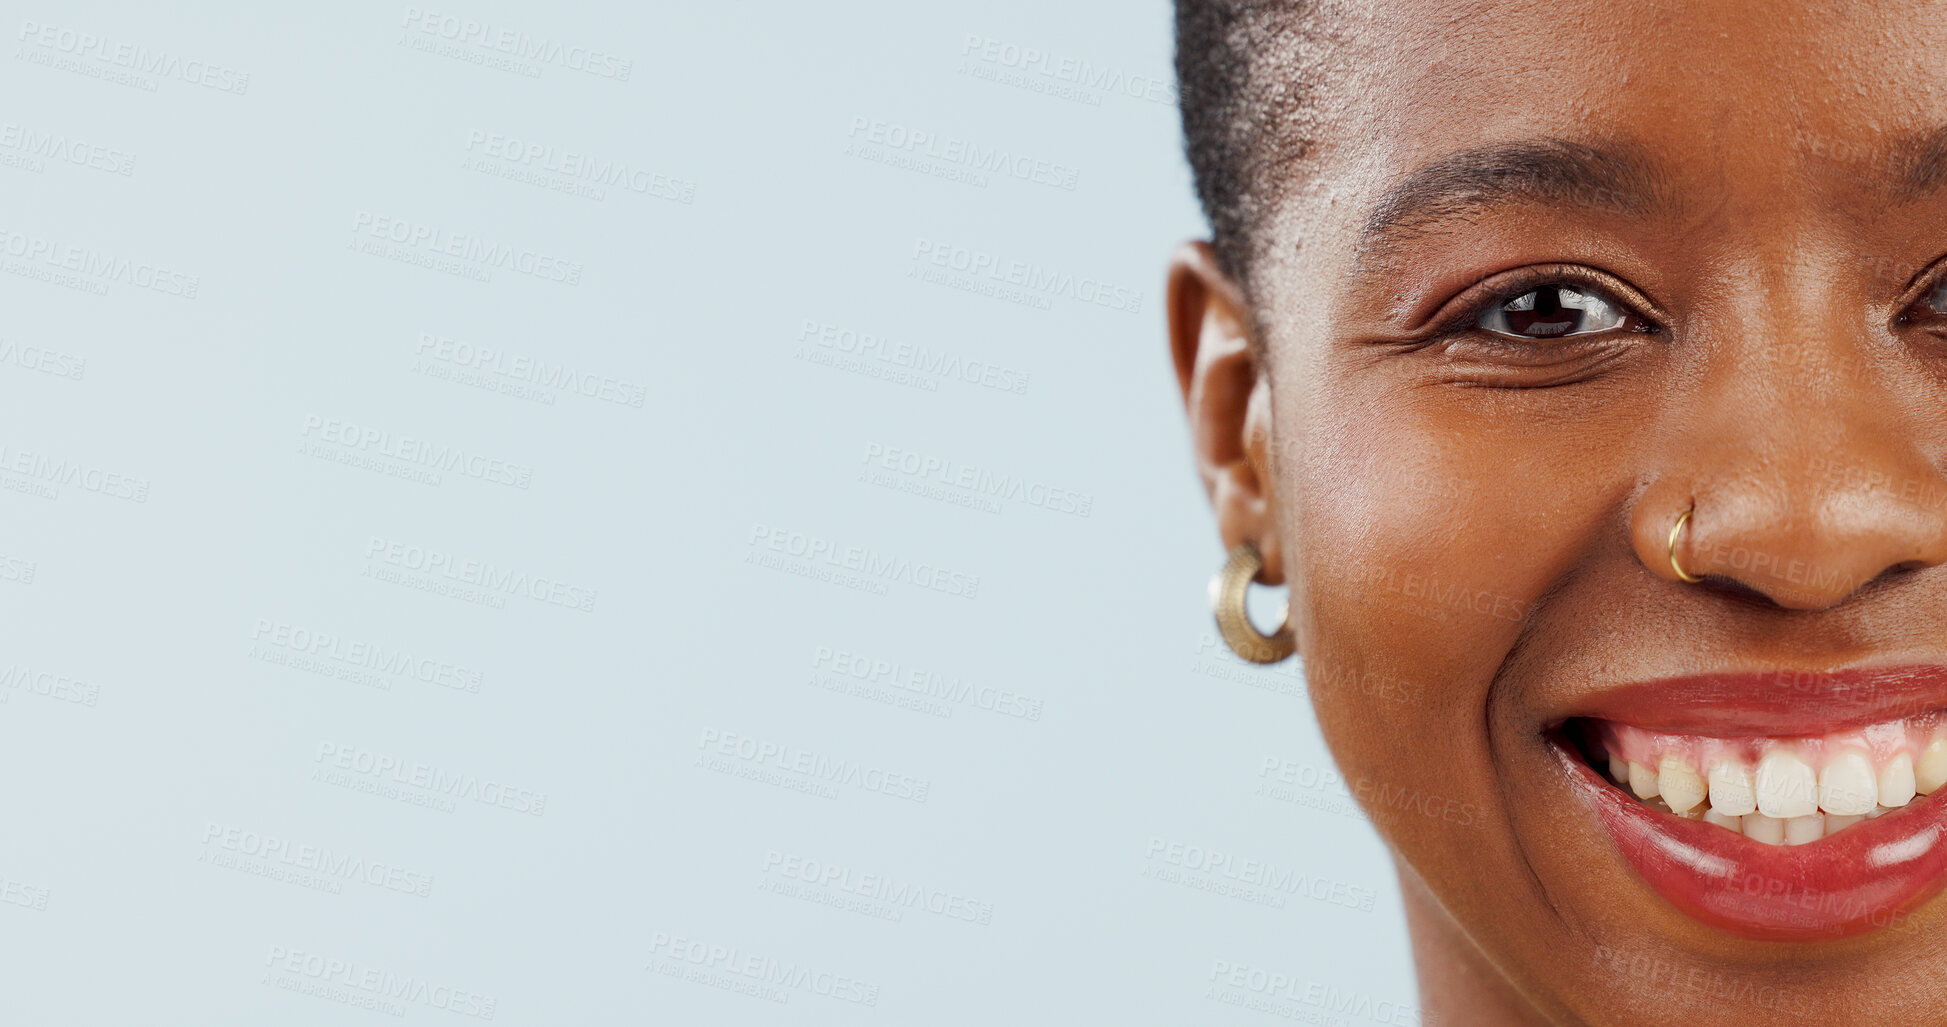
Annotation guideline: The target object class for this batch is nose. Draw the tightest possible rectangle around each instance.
[1633,329,1947,611]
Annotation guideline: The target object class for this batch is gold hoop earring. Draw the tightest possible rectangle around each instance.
[1668,507,1703,583]
[1211,541,1297,664]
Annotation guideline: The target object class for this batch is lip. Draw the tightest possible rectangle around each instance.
[1563,663,1947,736]
[1554,740,1947,940]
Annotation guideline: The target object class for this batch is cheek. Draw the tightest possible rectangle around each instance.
[1279,394,1616,843]
[1290,405,1524,704]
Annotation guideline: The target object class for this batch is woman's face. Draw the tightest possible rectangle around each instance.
[1171,1,1947,1022]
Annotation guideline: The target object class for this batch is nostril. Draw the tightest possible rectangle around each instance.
[1690,574,1779,608]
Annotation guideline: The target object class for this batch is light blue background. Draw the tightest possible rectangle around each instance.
[0,1,1417,1022]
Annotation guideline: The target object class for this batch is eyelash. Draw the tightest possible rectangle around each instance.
[1898,277,1947,328]
[1420,260,1947,356]
[1428,266,1660,346]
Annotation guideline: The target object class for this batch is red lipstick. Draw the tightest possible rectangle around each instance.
[1569,664,1947,736]
[1555,663,1947,939]
[1560,744,1947,939]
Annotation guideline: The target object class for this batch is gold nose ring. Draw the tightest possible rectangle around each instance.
[1668,507,1703,583]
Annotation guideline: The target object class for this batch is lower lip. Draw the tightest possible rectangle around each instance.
[1555,741,1947,940]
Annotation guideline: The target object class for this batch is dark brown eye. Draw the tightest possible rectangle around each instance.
[1476,284,1628,340]
[1923,280,1947,317]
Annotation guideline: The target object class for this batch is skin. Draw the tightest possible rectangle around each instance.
[1167,1,1947,1023]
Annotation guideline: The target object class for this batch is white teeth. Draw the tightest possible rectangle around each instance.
[1918,739,1947,795]
[1742,813,1785,845]
[1604,718,1947,841]
[1825,812,1865,832]
[1879,752,1917,808]
[1707,760,1757,816]
[1818,750,1878,815]
[1702,808,1742,830]
[1755,750,1819,818]
[1628,761,1660,800]
[1657,757,1706,813]
[1784,814,1825,845]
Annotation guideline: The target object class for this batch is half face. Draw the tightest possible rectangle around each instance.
[1173,1,1947,1023]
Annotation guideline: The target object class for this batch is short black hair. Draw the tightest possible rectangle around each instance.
[1175,0,1331,287]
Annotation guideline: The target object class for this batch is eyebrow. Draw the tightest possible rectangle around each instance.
[1890,124,1947,200]
[1354,128,1947,267]
[1356,138,1668,265]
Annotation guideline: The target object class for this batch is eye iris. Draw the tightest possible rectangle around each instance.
[1503,284,1580,337]
[1476,284,1624,339]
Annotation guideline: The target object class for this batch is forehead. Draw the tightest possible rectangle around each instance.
[1308,0,1947,227]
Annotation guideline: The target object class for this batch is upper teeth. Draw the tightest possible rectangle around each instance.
[1598,720,1947,844]
[1706,759,1756,815]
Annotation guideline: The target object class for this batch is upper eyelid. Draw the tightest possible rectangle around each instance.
[1424,266,1661,339]
[1420,256,1947,341]
[1892,255,1947,307]
[1911,270,1947,311]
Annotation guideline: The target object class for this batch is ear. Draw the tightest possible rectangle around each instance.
[1167,240,1284,584]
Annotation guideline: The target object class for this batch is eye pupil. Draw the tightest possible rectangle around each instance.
[1501,287,1578,337]
[1479,284,1624,339]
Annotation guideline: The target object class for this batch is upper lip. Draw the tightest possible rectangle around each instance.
[1556,662,1947,736]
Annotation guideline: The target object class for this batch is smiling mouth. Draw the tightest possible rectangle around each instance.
[1563,713,1947,843]
[1547,665,1947,941]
